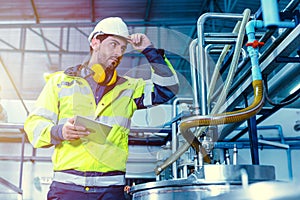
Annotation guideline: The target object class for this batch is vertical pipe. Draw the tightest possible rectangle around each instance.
[225,150,231,165]
[19,132,25,190]
[171,97,193,179]
[276,125,293,180]
[198,40,208,115]
[197,15,209,116]
[243,90,259,164]
[247,116,259,164]
[236,125,293,180]
[171,100,179,179]
[233,144,238,165]
[286,147,293,180]
[245,19,263,165]
[189,39,201,115]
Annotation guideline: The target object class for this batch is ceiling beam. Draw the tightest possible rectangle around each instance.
[90,0,96,22]
[0,20,196,28]
[144,0,153,21]
[30,0,40,24]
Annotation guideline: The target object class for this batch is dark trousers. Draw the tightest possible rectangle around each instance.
[47,181,126,200]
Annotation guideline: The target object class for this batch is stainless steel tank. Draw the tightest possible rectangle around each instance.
[205,181,300,200]
[130,165,275,200]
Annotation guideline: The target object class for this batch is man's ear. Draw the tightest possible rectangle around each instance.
[91,38,101,50]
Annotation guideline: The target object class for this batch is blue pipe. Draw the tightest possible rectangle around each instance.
[247,116,259,165]
[245,3,295,180]
[236,125,293,181]
[274,125,293,181]
[245,20,264,82]
[245,19,264,166]
[260,0,296,28]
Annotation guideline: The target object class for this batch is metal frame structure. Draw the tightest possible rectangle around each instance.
[0,123,24,198]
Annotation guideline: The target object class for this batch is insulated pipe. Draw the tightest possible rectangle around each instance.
[210,9,251,115]
[155,11,264,175]
[207,21,241,104]
[204,40,248,107]
[209,48,248,102]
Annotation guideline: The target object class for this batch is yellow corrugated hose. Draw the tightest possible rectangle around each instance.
[179,80,264,131]
[155,80,264,175]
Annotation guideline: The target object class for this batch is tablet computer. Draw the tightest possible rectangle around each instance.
[74,115,112,144]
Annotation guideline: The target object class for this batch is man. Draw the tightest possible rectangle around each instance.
[24,17,178,199]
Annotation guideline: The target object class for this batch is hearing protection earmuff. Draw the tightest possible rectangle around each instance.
[91,64,117,86]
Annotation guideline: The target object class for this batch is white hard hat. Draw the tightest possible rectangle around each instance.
[88,17,129,43]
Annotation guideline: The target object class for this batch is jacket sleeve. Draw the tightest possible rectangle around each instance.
[24,75,63,148]
[134,46,179,109]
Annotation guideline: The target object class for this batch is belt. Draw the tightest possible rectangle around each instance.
[53,171,125,187]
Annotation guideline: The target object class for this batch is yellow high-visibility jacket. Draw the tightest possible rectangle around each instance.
[24,47,178,173]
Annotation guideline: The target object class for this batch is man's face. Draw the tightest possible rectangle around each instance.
[93,35,127,70]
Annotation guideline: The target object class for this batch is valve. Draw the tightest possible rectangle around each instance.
[246,40,265,48]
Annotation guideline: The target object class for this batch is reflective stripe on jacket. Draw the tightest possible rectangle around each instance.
[53,171,125,187]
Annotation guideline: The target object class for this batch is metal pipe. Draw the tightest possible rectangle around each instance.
[197,12,246,115]
[276,124,294,181]
[19,132,25,189]
[260,125,292,180]
[155,10,255,175]
[189,39,201,114]
[233,144,238,165]
[171,97,193,179]
[258,139,289,149]
[215,140,300,148]
[204,32,239,37]
[235,124,293,180]
[204,38,237,44]
[247,116,260,165]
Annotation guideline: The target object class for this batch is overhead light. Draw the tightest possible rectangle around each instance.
[290,83,300,94]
